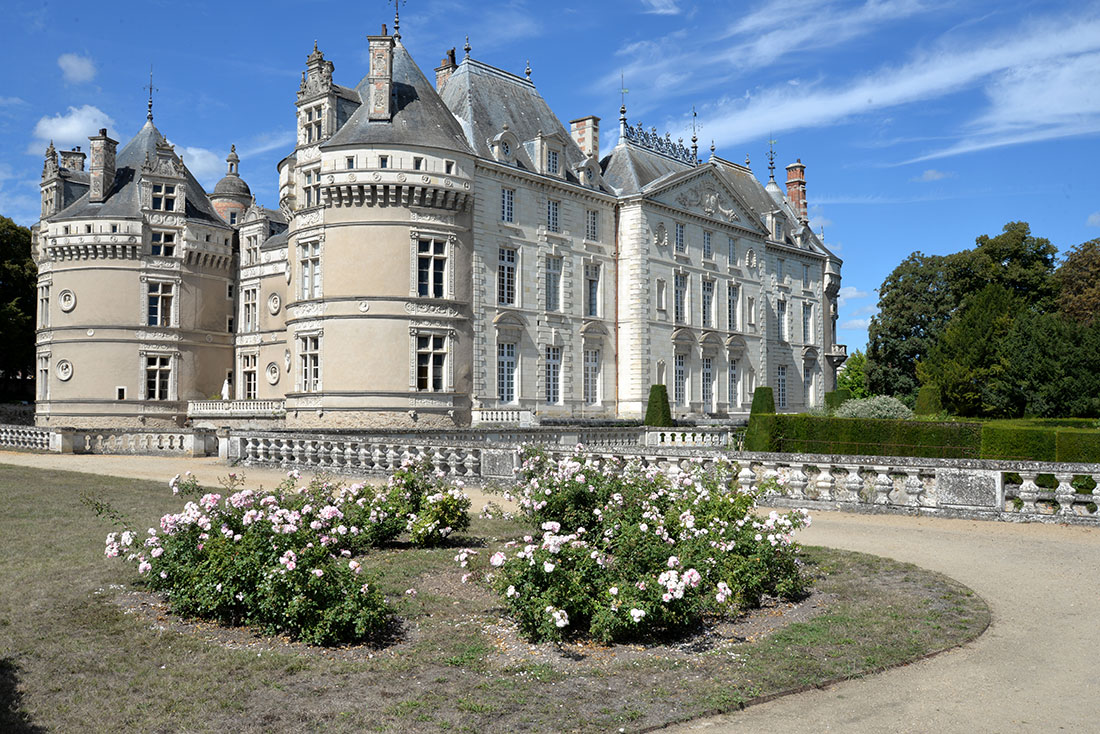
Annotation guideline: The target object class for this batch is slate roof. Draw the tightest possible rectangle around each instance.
[322,43,473,154]
[601,141,691,196]
[260,229,289,251]
[440,58,590,181]
[52,120,230,228]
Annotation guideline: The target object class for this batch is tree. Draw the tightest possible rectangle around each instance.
[1055,237,1100,325]
[835,349,869,399]
[1002,311,1100,418]
[917,284,1021,417]
[956,221,1058,309]
[644,384,673,426]
[0,216,35,400]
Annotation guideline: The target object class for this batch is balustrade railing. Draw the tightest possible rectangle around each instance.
[187,399,286,418]
[0,423,51,452]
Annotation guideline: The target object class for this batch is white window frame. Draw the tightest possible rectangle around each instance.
[298,332,321,393]
[674,273,687,324]
[675,222,685,253]
[143,353,174,401]
[299,240,322,300]
[417,238,448,299]
[497,342,517,404]
[415,332,449,392]
[241,287,258,333]
[585,209,599,241]
[146,280,176,328]
[545,256,562,312]
[702,357,714,412]
[547,199,561,233]
[545,345,562,405]
[803,302,814,344]
[777,299,787,341]
[777,364,787,409]
[583,348,601,405]
[501,188,515,223]
[728,359,739,409]
[37,354,50,401]
[498,247,517,306]
[703,231,713,259]
[701,279,715,328]
[38,284,50,328]
[728,236,736,265]
[674,353,687,406]
[727,283,738,331]
[584,263,600,318]
[150,230,176,257]
[151,183,176,212]
[241,352,258,400]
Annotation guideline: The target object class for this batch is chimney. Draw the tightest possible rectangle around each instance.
[88,128,118,203]
[435,48,457,91]
[366,28,396,121]
[570,116,601,159]
[59,146,86,172]
[786,158,807,223]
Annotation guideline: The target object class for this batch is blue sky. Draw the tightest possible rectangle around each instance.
[2,0,1099,353]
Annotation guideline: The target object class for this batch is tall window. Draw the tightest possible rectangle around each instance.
[416,334,447,392]
[37,355,49,401]
[545,346,561,404]
[777,258,785,282]
[675,222,685,253]
[701,280,714,328]
[776,364,787,409]
[803,263,811,289]
[674,273,687,323]
[146,282,174,327]
[585,264,600,318]
[38,284,49,328]
[803,303,814,344]
[418,239,446,298]
[303,169,321,207]
[583,348,601,404]
[674,353,686,406]
[145,356,171,400]
[497,342,516,403]
[241,353,257,399]
[702,357,713,412]
[728,359,739,408]
[299,334,320,392]
[546,149,559,175]
[703,231,713,259]
[804,366,814,407]
[728,236,736,265]
[305,105,323,143]
[727,283,738,331]
[748,296,756,326]
[656,279,667,312]
[501,188,514,222]
[586,210,599,241]
[498,247,517,306]
[545,256,562,311]
[242,288,258,333]
[151,184,176,212]
[300,241,321,299]
[245,235,259,265]
[151,231,175,257]
[547,199,560,233]
[777,299,787,341]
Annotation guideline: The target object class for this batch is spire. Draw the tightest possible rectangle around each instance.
[745,153,751,167]
[767,136,777,180]
[619,72,629,140]
[393,0,402,41]
[710,139,716,157]
[690,106,699,164]
[525,59,531,81]
[226,144,239,176]
[464,35,471,59]
[144,65,158,121]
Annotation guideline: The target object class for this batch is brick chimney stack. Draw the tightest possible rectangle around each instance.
[786,158,807,223]
[88,128,118,203]
[435,48,457,91]
[59,146,86,172]
[366,28,396,121]
[570,116,601,159]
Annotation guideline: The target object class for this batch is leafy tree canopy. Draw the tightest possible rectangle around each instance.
[1055,237,1100,326]
[835,348,869,399]
[0,215,35,397]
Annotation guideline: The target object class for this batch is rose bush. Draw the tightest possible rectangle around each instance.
[102,460,470,645]
[469,447,811,643]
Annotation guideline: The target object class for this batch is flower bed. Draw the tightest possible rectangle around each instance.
[100,460,470,645]
[465,447,811,643]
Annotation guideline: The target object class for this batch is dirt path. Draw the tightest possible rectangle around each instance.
[4,451,1098,731]
[666,511,1100,733]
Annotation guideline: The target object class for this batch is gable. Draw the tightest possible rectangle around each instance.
[644,167,767,235]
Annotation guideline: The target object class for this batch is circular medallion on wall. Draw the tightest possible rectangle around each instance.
[86,329,94,336]
[444,178,454,188]
[358,301,370,312]
[327,174,335,184]
[397,173,407,183]
[348,173,357,182]
[268,293,281,315]
[58,289,76,312]
[421,175,430,183]
[205,334,214,343]
[266,363,280,385]
[372,172,382,181]
[56,360,73,381]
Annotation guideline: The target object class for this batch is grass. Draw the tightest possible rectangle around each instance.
[0,464,990,733]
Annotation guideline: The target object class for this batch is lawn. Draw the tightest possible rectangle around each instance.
[0,464,989,733]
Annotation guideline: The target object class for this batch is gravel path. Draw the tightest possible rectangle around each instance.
[665,511,1100,733]
[4,450,1097,732]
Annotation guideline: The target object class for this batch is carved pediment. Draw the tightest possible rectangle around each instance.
[675,185,740,222]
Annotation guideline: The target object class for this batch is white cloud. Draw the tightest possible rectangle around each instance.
[836,286,869,307]
[29,105,115,153]
[0,96,25,107]
[912,168,953,182]
[840,318,871,330]
[641,0,680,14]
[57,53,96,84]
[238,130,296,158]
[176,146,225,188]
[1088,212,1100,227]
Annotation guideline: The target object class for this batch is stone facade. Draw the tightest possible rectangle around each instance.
[32,23,844,430]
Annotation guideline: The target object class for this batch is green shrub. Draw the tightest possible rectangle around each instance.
[980,424,1057,461]
[834,395,914,420]
[914,385,942,415]
[1056,429,1100,463]
[481,448,811,643]
[745,414,981,458]
[824,389,852,412]
[750,386,775,415]
[744,413,779,452]
[644,384,673,426]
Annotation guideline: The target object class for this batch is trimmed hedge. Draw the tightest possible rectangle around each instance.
[980,424,1057,461]
[1056,429,1100,463]
[750,386,775,415]
[914,385,942,416]
[644,384,673,427]
[744,414,982,458]
[824,389,851,412]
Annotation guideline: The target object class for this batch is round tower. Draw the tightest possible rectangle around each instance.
[209,145,252,226]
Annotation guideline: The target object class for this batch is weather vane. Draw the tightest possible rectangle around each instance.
[620,71,629,108]
[144,65,158,121]
[391,0,406,40]
[767,136,778,179]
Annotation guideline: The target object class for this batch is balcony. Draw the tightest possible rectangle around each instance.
[187,399,286,419]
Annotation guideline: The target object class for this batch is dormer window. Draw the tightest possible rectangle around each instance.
[305,105,323,143]
[151,231,176,257]
[152,184,176,212]
[547,149,559,175]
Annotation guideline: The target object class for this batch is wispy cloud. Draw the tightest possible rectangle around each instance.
[640,0,681,14]
[238,130,296,159]
[29,105,115,153]
[840,318,871,330]
[837,286,869,307]
[175,146,225,188]
[912,168,954,182]
[57,53,96,84]
[0,96,25,107]
[1088,212,1100,227]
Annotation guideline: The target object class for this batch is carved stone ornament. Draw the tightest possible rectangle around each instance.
[675,186,740,222]
[266,363,280,385]
[298,146,320,163]
[58,289,76,312]
[268,293,281,315]
[55,359,73,381]
[297,210,322,227]
[290,302,323,318]
[284,349,291,370]
[404,302,458,317]
[134,330,181,342]
[654,222,668,248]
[358,301,370,312]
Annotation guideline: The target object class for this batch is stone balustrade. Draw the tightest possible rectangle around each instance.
[73,429,215,457]
[471,409,536,427]
[0,423,52,452]
[187,399,286,418]
[234,434,482,477]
